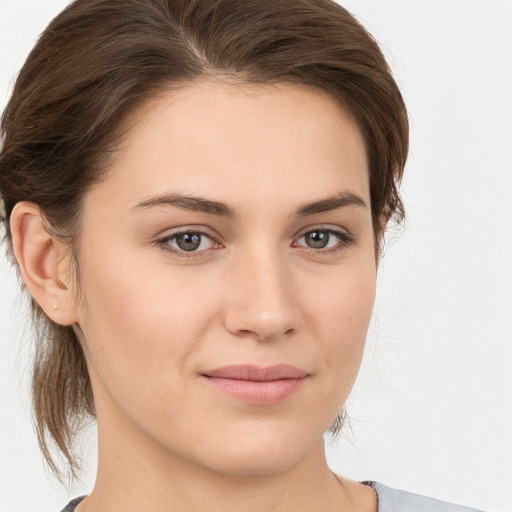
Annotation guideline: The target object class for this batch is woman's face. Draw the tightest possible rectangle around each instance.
[72,80,377,475]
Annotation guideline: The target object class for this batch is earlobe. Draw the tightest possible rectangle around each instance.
[10,201,78,325]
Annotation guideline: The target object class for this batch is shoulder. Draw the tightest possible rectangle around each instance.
[366,481,487,512]
[59,495,86,512]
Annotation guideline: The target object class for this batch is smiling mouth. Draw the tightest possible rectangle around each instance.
[201,364,309,404]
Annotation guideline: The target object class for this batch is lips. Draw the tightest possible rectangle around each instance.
[201,364,309,404]
[203,364,308,381]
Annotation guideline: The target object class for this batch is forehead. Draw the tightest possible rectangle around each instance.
[91,80,370,215]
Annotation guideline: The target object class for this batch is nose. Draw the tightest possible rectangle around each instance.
[223,248,298,342]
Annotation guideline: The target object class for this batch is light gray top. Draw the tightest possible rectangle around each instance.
[366,481,486,512]
[60,481,487,511]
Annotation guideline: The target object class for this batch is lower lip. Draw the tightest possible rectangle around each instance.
[203,376,306,404]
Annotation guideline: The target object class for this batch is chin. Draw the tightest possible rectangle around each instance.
[181,419,324,476]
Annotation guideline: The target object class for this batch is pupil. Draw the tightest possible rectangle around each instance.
[306,230,329,249]
[176,232,201,251]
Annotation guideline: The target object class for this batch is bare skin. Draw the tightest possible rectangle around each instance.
[11,80,379,511]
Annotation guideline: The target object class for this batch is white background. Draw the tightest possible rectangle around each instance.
[1,1,511,511]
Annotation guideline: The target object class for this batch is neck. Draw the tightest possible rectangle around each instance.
[77,397,375,512]
[84,441,342,512]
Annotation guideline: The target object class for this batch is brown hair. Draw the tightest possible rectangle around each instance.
[0,0,408,482]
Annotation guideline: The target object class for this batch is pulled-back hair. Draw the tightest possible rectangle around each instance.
[0,0,408,481]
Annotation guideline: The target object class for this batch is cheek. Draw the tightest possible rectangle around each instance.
[75,249,220,400]
[302,259,376,340]
[300,260,376,390]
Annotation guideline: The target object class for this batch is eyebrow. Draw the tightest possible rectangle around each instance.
[130,190,367,218]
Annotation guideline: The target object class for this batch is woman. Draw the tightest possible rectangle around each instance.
[0,0,493,511]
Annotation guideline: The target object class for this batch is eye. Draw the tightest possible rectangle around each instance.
[293,227,354,252]
[157,230,219,255]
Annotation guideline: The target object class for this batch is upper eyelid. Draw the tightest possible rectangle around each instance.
[294,224,352,239]
[157,226,220,241]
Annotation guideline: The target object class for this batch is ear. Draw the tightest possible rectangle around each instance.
[374,205,392,264]
[10,201,79,326]
[379,204,393,234]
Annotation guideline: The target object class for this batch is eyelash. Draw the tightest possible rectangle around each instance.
[155,226,355,259]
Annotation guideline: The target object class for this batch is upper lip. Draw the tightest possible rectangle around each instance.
[202,364,308,381]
